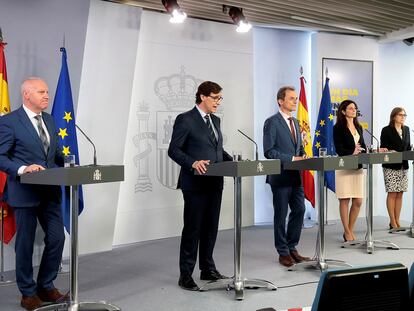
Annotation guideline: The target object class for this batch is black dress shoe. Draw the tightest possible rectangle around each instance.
[200,269,228,281]
[178,275,199,291]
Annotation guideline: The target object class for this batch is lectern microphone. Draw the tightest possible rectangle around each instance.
[363,128,379,152]
[75,124,97,166]
[237,129,258,161]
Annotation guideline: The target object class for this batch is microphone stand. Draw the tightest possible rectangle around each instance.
[75,124,97,166]
[364,128,380,152]
[237,129,258,161]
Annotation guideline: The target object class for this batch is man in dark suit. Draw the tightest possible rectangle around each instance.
[263,86,309,267]
[0,78,66,310]
[168,81,232,291]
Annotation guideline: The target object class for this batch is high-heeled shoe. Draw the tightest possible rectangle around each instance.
[343,233,356,243]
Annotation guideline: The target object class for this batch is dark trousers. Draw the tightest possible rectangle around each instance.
[14,201,65,297]
[270,185,305,256]
[179,190,222,276]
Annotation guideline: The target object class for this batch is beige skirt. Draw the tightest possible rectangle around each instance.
[335,169,365,199]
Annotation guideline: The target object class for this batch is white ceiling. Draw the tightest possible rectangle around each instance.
[105,0,414,41]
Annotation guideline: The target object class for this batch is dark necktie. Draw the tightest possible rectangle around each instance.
[204,115,218,145]
[34,115,50,154]
[288,117,297,145]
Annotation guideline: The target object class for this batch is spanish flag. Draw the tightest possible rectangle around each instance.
[0,40,16,244]
[297,76,315,207]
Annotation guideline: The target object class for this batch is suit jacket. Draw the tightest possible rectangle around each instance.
[333,123,367,156]
[380,125,410,170]
[168,106,232,191]
[263,112,304,187]
[0,106,64,207]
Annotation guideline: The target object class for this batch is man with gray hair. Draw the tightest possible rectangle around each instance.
[0,78,67,310]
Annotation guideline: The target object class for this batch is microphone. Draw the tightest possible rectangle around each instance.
[75,124,97,166]
[237,129,259,161]
[364,128,379,152]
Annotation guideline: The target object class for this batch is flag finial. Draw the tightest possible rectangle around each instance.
[300,66,303,76]
[0,27,3,42]
[325,67,329,78]
[60,33,65,52]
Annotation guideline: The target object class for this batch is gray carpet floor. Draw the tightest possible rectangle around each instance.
[1,216,413,311]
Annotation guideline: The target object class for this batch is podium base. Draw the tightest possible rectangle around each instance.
[34,301,120,311]
[199,277,277,300]
[0,279,14,285]
[342,239,399,254]
[0,272,15,285]
[289,258,352,272]
[388,225,414,236]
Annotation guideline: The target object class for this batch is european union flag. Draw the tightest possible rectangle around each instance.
[51,47,84,232]
[313,78,335,192]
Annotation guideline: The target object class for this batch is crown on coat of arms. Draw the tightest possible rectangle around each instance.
[154,66,202,111]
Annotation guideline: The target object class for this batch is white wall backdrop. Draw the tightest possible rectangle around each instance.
[377,41,414,223]
[74,0,142,254]
[253,28,312,224]
[113,11,254,245]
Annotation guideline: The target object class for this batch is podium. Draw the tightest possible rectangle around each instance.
[285,156,359,271]
[345,152,402,253]
[196,160,280,300]
[388,151,414,237]
[20,165,124,311]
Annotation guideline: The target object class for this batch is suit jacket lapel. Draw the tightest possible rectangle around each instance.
[191,107,217,146]
[17,107,47,156]
[276,112,296,146]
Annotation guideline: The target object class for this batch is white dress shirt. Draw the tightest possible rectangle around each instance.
[18,105,51,175]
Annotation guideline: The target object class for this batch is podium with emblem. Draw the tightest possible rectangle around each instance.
[284,156,359,271]
[195,160,280,300]
[20,165,124,311]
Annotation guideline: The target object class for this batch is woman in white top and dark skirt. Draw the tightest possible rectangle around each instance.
[380,107,411,230]
[333,100,366,242]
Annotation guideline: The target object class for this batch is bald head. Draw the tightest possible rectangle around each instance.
[21,78,49,114]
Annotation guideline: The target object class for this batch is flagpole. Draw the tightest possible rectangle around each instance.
[0,29,14,286]
[0,203,13,284]
[57,40,70,276]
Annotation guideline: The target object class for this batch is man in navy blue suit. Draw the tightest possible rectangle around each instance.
[263,86,310,267]
[168,81,233,291]
[0,78,66,310]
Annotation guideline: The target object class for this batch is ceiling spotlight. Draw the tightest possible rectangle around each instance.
[403,37,414,46]
[162,0,187,24]
[224,6,252,33]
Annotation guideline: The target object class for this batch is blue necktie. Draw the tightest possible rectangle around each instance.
[205,115,217,145]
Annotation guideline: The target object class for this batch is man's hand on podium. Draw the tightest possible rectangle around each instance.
[293,155,307,161]
[192,160,210,174]
[23,164,45,173]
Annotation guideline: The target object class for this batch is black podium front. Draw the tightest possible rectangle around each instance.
[21,165,124,311]
[196,160,280,300]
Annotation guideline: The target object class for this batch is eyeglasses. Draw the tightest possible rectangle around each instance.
[397,114,407,117]
[208,95,223,102]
